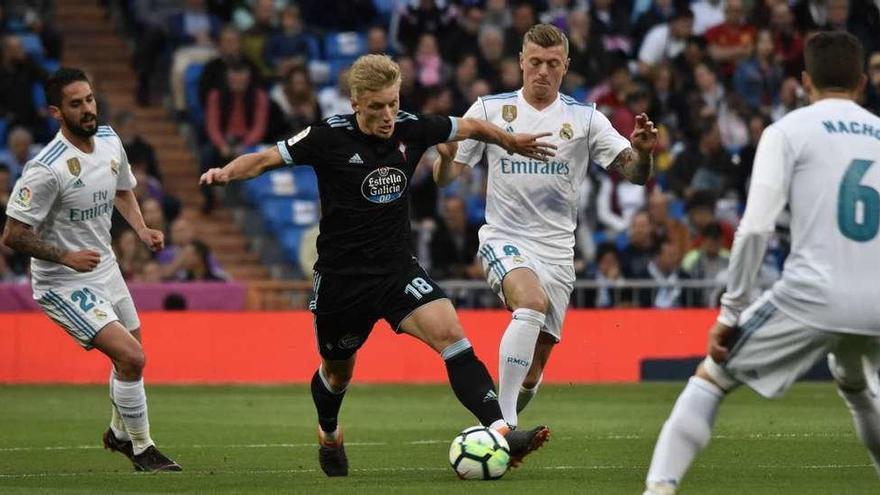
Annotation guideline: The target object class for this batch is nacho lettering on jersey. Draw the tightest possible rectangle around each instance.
[275,112,455,275]
[454,89,631,264]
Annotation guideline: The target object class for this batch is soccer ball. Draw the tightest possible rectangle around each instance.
[448,426,511,480]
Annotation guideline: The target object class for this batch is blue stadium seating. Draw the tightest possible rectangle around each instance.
[18,33,44,62]
[184,63,206,128]
[279,226,310,264]
[323,31,367,61]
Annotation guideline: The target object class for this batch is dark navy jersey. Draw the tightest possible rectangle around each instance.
[276,111,457,274]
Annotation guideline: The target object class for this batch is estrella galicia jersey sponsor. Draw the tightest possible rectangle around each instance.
[276,112,456,274]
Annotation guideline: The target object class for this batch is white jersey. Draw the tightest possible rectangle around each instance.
[5,126,136,288]
[719,99,880,335]
[455,89,630,264]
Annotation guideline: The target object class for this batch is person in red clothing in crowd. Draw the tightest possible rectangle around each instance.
[705,0,756,79]
[200,62,269,213]
[768,2,804,78]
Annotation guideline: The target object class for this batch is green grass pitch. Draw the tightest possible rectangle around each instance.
[0,383,876,494]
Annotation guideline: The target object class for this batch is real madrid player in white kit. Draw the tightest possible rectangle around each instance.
[2,68,180,472]
[435,24,657,429]
[643,32,880,495]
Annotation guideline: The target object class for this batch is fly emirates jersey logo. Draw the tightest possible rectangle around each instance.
[499,157,570,175]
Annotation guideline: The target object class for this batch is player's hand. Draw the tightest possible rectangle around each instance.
[506,132,557,161]
[436,141,458,163]
[630,113,658,154]
[138,227,165,252]
[707,321,735,363]
[61,249,101,272]
[200,167,230,185]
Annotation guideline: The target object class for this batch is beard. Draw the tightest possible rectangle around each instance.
[64,113,98,138]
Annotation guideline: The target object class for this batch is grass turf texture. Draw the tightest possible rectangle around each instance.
[0,383,876,494]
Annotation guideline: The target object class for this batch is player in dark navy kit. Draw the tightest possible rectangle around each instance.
[201,54,557,476]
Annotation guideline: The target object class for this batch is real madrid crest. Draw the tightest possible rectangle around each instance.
[67,157,81,176]
[560,123,574,140]
[110,159,119,176]
[502,105,517,123]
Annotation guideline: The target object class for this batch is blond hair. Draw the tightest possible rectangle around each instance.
[347,54,401,98]
[522,24,569,56]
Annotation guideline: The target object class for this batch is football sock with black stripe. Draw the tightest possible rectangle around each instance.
[311,367,346,434]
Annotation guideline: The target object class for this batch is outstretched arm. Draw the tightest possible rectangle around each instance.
[200,146,285,185]
[433,142,465,187]
[607,113,657,185]
[452,118,556,161]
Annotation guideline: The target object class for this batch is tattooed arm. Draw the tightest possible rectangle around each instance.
[2,218,100,272]
[607,113,657,186]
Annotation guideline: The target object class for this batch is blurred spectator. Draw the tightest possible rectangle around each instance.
[366,25,391,56]
[263,4,317,78]
[158,218,224,279]
[648,63,690,140]
[637,8,693,77]
[317,68,353,118]
[482,0,513,31]
[865,51,880,115]
[705,0,755,79]
[202,63,269,213]
[793,0,832,31]
[177,240,228,281]
[498,57,522,93]
[620,210,656,279]
[168,0,222,115]
[442,5,483,63]
[396,0,455,53]
[270,65,320,133]
[141,197,166,233]
[732,29,784,114]
[732,113,770,199]
[540,0,574,31]
[771,76,805,121]
[115,229,153,280]
[769,2,805,78]
[642,238,688,308]
[565,9,608,91]
[681,221,730,306]
[590,0,632,53]
[503,3,536,58]
[429,197,480,280]
[667,118,736,199]
[0,126,36,181]
[647,189,690,258]
[0,34,47,139]
[597,170,648,236]
[113,110,161,183]
[691,0,725,35]
[632,0,676,50]
[451,55,479,115]
[137,261,163,282]
[588,242,634,308]
[198,26,261,113]
[240,0,276,79]
[685,190,735,249]
[612,85,651,138]
[415,33,449,88]
[476,25,505,90]
[693,62,748,151]
[297,0,376,31]
[671,35,707,93]
[163,292,188,309]
[589,58,631,116]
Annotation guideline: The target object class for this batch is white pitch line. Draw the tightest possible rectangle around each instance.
[0,464,872,480]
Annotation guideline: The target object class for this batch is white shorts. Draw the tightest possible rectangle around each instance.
[476,233,575,341]
[34,268,140,349]
[703,291,880,398]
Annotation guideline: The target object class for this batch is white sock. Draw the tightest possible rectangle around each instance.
[498,308,545,428]
[108,369,130,441]
[112,377,154,455]
[839,387,880,477]
[516,374,542,414]
[646,376,724,488]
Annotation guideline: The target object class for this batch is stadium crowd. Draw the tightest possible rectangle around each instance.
[2,0,880,307]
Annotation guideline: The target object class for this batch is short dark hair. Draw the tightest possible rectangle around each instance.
[701,221,723,240]
[45,67,91,107]
[804,31,864,92]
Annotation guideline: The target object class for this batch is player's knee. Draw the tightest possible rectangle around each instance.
[513,292,549,314]
[828,354,869,393]
[326,372,351,391]
[116,347,145,376]
[523,370,543,390]
[433,323,466,351]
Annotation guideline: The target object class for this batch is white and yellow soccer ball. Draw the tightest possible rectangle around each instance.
[448,426,511,480]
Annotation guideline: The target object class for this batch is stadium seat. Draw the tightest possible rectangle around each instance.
[278,225,309,264]
[184,63,206,128]
[259,197,319,234]
[323,31,367,61]
[17,33,44,62]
